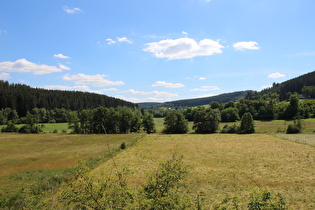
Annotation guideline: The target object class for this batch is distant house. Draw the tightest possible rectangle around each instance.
[298,94,305,99]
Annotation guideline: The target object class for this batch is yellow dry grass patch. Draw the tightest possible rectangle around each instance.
[0,133,140,179]
[92,133,315,209]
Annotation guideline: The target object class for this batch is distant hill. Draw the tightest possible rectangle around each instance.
[137,102,161,109]
[0,80,137,117]
[138,91,249,108]
[249,71,315,100]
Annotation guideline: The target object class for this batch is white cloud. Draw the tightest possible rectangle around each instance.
[118,37,133,44]
[63,6,82,14]
[54,54,70,59]
[199,77,206,80]
[268,72,286,78]
[0,72,10,80]
[106,37,133,45]
[42,85,90,92]
[143,37,224,60]
[58,64,71,70]
[190,86,220,91]
[106,38,116,45]
[0,59,63,74]
[152,81,185,88]
[120,89,178,98]
[62,73,124,87]
[233,41,260,51]
[182,31,188,35]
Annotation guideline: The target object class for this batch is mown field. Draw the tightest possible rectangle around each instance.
[88,134,315,209]
[0,119,314,208]
[0,133,144,199]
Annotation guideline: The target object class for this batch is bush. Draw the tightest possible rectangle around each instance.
[239,112,255,134]
[221,124,239,133]
[1,121,18,133]
[286,119,303,134]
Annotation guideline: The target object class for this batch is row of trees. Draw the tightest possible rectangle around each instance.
[67,106,155,134]
[184,94,315,122]
[163,110,255,134]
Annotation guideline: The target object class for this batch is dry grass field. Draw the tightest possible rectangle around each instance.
[91,133,315,209]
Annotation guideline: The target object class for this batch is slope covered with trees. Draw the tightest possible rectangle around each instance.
[0,80,137,117]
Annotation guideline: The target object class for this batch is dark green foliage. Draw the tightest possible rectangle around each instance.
[286,119,303,134]
[302,86,315,98]
[221,107,240,122]
[239,112,255,134]
[221,124,239,133]
[163,112,188,134]
[0,80,137,117]
[247,190,288,210]
[193,107,221,133]
[285,93,300,119]
[142,113,156,134]
[1,120,18,132]
[18,112,44,133]
[120,142,126,150]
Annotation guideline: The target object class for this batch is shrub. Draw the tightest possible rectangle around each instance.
[239,112,255,134]
[1,121,18,133]
[221,124,239,133]
[286,119,303,134]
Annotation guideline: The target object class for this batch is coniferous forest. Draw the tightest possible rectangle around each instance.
[0,80,137,117]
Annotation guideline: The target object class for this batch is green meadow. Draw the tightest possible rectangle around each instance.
[0,120,315,208]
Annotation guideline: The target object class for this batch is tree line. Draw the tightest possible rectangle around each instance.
[0,80,137,117]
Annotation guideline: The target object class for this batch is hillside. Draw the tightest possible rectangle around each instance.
[249,71,315,100]
[0,80,137,117]
[138,91,248,108]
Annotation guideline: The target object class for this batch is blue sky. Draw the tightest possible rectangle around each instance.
[1,0,315,103]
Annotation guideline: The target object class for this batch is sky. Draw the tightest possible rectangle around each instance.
[1,0,315,103]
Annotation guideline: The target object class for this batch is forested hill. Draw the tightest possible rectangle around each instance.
[0,80,137,117]
[247,71,315,100]
[139,91,248,108]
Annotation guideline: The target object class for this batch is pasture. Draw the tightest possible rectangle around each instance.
[0,133,144,200]
[89,133,315,209]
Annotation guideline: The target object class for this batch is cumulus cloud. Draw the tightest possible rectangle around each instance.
[190,86,220,91]
[152,81,185,88]
[62,73,124,87]
[120,89,178,98]
[63,6,82,14]
[233,41,260,51]
[0,59,63,74]
[143,37,224,59]
[0,72,10,80]
[268,72,286,78]
[54,54,70,59]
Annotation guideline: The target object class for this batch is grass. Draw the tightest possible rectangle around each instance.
[89,133,315,209]
[0,133,144,200]
[155,117,315,133]
[0,123,70,133]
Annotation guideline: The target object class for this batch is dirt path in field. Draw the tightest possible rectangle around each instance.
[276,134,315,146]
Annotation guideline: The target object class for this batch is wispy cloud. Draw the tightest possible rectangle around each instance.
[0,72,10,80]
[106,37,133,45]
[190,86,220,91]
[120,89,178,98]
[152,81,185,88]
[233,41,260,51]
[143,37,224,60]
[42,85,90,92]
[0,59,63,74]
[268,72,286,78]
[54,54,70,59]
[0,30,7,35]
[63,6,82,14]
[58,64,71,70]
[186,75,206,80]
[62,73,124,87]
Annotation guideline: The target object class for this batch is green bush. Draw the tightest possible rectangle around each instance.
[286,119,303,134]
[221,124,239,133]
